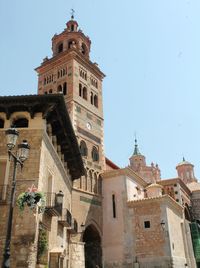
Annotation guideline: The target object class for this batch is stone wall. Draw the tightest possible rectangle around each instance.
[0,112,74,268]
[70,241,85,268]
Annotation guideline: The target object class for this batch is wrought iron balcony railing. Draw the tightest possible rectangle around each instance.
[44,192,62,216]
[68,218,78,234]
[58,209,72,227]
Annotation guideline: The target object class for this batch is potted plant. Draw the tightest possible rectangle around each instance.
[17,185,45,212]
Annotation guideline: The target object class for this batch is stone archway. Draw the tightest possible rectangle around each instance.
[83,225,102,268]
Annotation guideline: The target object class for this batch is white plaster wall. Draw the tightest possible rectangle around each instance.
[103,175,125,264]
[126,177,144,201]
[166,207,187,267]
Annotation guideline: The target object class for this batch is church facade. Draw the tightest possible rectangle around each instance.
[0,15,200,268]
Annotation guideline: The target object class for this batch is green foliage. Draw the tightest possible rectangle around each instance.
[17,191,45,212]
[38,228,48,258]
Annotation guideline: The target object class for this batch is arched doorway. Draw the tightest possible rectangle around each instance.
[83,225,102,268]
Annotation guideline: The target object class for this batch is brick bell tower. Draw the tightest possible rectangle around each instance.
[36,14,105,267]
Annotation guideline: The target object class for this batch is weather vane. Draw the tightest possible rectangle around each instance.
[71,9,75,19]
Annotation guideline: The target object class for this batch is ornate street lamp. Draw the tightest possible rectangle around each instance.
[2,128,30,268]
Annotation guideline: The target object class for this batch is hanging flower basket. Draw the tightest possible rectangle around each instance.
[17,185,45,212]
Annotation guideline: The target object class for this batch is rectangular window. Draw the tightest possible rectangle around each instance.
[144,220,150,229]
[112,194,116,218]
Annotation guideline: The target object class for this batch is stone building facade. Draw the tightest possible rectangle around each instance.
[0,95,84,268]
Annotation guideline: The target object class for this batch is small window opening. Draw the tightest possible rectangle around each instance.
[71,24,74,31]
[0,119,4,128]
[68,40,76,49]
[81,43,87,55]
[63,82,67,95]
[92,147,99,162]
[79,83,82,97]
[80,141,88,157]
[144,221,150,229]
[57,85,62,93]
[83,87,87,100]
[90,92,93,105]
[13,118,28,128]
[94,95,98,108]
[112,194,116,218]
[58,43,63,53]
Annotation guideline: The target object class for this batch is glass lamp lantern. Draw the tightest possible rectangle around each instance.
[17,140,30,162]
[56,191,64,205]
[5,128,19,150]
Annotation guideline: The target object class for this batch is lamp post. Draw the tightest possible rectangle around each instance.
[2,128,30,268]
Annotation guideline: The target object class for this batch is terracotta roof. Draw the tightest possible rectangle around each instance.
[105,157,120,170]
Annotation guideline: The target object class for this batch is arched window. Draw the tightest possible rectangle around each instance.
[68,40,76,49]
[71,24,74,31]
[98,176,102,195]
[81,43,87,55]
[92,146,99,162]
[90,92,93,105]
[79,83,82,97]
[94,173,98,194]
[80,140,88,157]
[13,118,28,128]
[0,118,4,128]
[94,95,98,108]
[58,43,63,53]
[83,87,87,100]
[44,78,46,85]
[57,85,62,93]
[89,170,93,192]
[49,89,52,94]
[63,82,67,95]
[57,71,60,79]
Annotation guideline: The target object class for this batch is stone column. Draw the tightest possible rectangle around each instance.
[70,241,85,268]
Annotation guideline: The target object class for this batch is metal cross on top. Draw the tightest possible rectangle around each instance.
[71,9,75,19]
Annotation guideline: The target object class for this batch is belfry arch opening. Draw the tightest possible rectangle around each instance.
[83,224,102,268]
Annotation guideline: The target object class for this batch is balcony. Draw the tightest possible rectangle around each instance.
[58,209,72,227]
[45,192,63,216]
[0,185,9,204]
[68,218,78,234]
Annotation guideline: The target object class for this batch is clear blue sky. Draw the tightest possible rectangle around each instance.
[0,0,200,179]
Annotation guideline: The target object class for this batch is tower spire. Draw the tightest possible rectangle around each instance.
[133,137,141,155]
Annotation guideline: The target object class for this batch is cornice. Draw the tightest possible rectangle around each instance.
[127,194,183,214]
[35,49,105,79]
[42,131,72,190]
[101,167,147,187]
